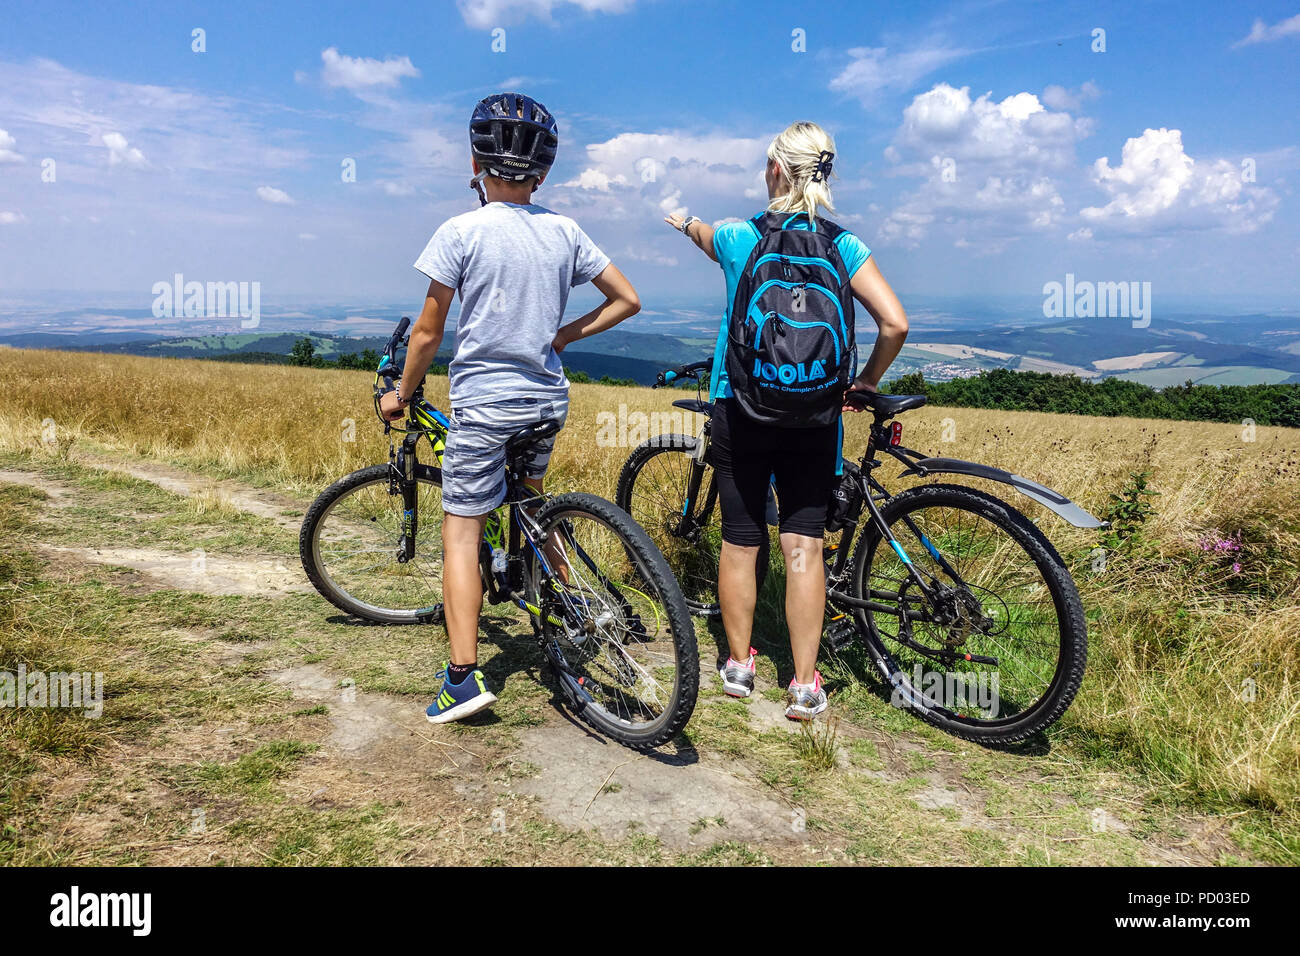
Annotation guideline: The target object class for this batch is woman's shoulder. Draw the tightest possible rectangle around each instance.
[817,217,872,273]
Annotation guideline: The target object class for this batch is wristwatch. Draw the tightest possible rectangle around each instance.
[679,215,700,237]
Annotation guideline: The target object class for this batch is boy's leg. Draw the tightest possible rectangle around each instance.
[428,403,513,723]
[442,512,489,665]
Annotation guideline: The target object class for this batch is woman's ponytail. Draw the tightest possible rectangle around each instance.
[766,121,837,221]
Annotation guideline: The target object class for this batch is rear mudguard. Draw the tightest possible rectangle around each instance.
[898,457,1107,529]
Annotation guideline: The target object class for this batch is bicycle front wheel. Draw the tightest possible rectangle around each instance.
[848,483,1087,744]
[300,463,446,624]
[526,492,698,750]
[615,435,768,616]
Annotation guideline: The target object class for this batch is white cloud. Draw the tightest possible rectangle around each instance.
[257,185,295,205]
[1041,81,1100,112]
[1232,14,1300,49]
[457,0,635,29]
[876,83,1088,246]
[1080,128,1277,234]
[830,44,972,104]
[0,210,25,224]
[320,47,419,92]
[896,83,1089,169]
[562,168,628,191]
[557,130,769,220]
[620,244,677,267]
[379,180,416,196]
[0,128,22,164]
[102,131,147,167]
[298,233,318,241]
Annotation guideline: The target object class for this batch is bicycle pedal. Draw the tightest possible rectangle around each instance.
[416,603,445,625]
[824,614,859,653]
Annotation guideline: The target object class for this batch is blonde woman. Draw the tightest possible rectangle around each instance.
[664,121,908,719]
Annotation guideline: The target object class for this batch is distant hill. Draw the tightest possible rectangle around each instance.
[0,328,686,386]
[4,309,1298,389]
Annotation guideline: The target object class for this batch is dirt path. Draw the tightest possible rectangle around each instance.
[0,455,1248,864]
[78,452,306,531]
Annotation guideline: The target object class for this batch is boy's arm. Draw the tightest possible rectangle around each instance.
[553,264,641,351]
[379,279,455,421]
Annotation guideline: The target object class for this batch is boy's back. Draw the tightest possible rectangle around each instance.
[414,201,609,408]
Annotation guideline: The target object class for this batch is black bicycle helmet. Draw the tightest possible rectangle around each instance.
[469,92,559,181]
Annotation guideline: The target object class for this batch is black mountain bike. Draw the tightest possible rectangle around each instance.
[617,359,1105,744]
[299,317,698,750]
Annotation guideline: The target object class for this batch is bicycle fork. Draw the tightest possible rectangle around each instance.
[391,435,420,563]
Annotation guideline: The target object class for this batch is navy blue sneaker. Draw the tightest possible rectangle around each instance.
[425,666,497,724]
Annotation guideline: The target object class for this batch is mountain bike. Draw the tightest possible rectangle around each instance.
[616,358,1105,744]
[299,317,698,750]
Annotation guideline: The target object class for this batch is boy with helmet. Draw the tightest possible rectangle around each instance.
[380,92,641,723]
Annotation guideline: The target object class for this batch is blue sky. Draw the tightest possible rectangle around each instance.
[0,0,1297,314]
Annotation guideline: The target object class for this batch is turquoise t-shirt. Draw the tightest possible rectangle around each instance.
[709,211,871,401]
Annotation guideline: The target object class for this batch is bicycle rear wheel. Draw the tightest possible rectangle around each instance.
[300,463,446,624]
[615,435,768,616]
[847,483,1087,744]
[526,492,698,749]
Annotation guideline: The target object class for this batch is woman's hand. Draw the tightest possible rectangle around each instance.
[663,213,718,261]
[842,378,878,414]
[379,387,408,422]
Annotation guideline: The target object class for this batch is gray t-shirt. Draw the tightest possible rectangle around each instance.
[414,202,610,407]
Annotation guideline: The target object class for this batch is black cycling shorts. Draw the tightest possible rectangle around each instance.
[711,397,840,546]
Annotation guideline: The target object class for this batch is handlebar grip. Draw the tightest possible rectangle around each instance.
[395,315,411,337]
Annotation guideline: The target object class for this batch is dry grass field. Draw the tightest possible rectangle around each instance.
[1,346,1297,864]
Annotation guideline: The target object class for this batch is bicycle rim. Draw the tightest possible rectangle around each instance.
[529,498,694,742]
[852,486,1082,735]
[308,471,445,620]
[619,439,725,615]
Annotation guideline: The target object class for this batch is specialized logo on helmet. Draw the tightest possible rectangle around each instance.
[753,358,827,385]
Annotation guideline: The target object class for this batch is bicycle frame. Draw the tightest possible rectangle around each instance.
[375,317,577,634]
[653,357,1105,664]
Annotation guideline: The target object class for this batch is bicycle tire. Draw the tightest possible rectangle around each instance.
[527,492,699,749]
[300,463,446,625]
[615,434,769,616]
[848,483,1087,744]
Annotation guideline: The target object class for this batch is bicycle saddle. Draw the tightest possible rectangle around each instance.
[505,418,562,459]
[847,391,927,417]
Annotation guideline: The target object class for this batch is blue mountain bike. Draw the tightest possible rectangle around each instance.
[299,318,698,749]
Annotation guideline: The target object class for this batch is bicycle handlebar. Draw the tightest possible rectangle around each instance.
[654,358,713,388]
[378,316,412,390]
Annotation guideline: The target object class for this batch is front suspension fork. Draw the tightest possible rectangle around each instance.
[393,435,419,563]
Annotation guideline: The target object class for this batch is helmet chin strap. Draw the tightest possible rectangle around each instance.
[469,169,488,207]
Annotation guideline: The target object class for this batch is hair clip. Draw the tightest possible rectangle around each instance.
[811,150,835,183]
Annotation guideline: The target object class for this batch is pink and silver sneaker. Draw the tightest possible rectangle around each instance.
[785,671,828,720]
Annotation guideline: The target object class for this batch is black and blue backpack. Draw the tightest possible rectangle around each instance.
[724,212,856,427]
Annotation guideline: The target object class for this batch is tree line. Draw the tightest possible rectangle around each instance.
[884,368,1300,427]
